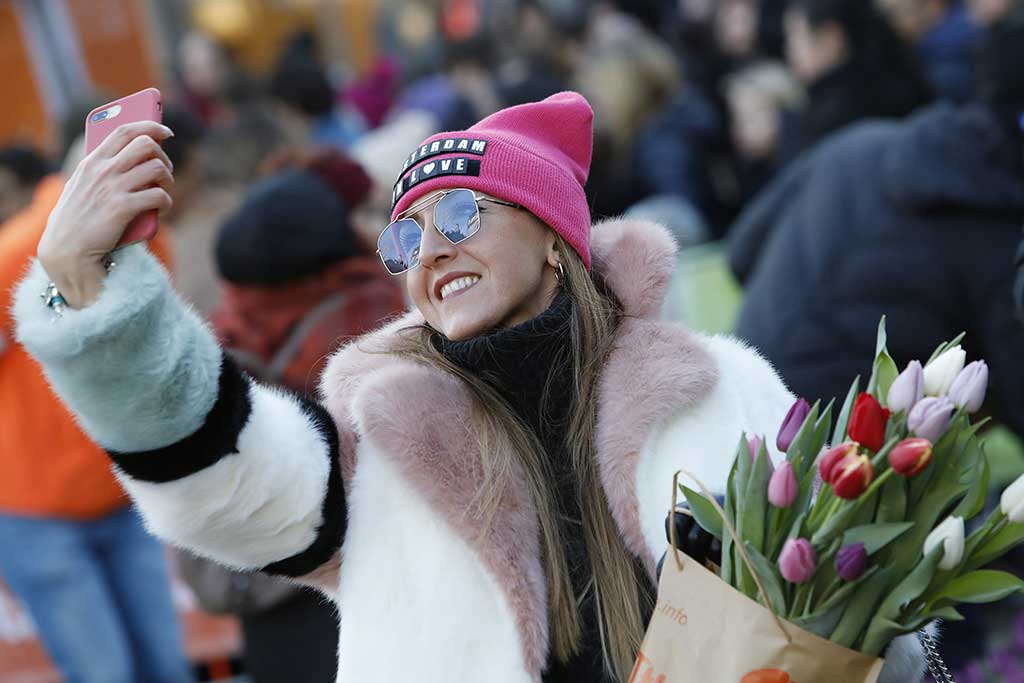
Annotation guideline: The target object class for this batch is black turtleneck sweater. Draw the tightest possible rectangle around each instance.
[437,292,614,682]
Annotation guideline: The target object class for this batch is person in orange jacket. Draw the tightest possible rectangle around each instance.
[0,147,193,683]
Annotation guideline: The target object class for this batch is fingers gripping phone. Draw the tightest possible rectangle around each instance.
[85,88,163,248]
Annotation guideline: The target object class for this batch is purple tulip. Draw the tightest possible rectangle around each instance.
[908,396,955,442]
[887,360,924,413]
[768,461,798,508]
[778,538,817,584]
[948,360,988,414]
[777,398,811,453]
[835,543,868,581]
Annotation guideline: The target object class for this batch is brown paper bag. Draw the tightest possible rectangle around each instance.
[630,552,885,683]
[631,471,885,683]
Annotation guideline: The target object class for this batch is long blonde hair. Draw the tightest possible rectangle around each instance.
[389,234,653,680]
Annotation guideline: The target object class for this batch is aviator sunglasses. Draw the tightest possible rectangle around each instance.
[377,188,522,275]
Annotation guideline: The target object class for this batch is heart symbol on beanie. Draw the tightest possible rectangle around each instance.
[423,163,436,175]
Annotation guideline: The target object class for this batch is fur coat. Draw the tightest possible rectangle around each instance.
[12,217,928,682]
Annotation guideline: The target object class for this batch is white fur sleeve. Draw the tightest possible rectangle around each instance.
[12,245,345,574]
[636,334,794,554]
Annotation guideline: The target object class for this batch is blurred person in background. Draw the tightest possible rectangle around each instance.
[268,32,367,151]
[723,61,805,213]
[574,19,683,218]
[877,0,980,103]
[729,8,1024,437]
[0,146,51,226]
[782,0,933,160]
[0,142,191,682]
[177,151,404,683]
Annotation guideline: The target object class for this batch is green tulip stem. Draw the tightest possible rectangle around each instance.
[818,574,844,608]
[862,468,896,501]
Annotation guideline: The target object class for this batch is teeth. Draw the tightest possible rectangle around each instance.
[440,276,480,300]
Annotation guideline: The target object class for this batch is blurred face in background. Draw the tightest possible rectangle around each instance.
[728,86,782,160]
[876,0,946,41]
[784,8,849,83]
[179,32,229,97]
[715,0,760,58]
[968,0,1015,24]
[403,189,560,340]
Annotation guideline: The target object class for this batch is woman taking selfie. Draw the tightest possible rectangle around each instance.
[13,92,925,682]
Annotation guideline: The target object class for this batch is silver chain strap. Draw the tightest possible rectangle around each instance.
[918,626,955,683]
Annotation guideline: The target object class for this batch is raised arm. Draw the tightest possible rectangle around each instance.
[11,122,345,580]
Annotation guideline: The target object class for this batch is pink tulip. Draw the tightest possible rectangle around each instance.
[779,538,817,584]
[768,462,798,508]
[747,435,764,462]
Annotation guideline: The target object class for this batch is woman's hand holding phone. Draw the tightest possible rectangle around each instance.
[38,121,174,310]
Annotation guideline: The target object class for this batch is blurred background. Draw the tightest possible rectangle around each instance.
[1,0,1023,682]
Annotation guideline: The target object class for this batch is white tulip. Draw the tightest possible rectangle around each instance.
[924,345,966,397]
[923,516,965,571]
[1000,474,1024,523]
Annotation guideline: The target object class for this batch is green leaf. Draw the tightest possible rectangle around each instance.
[681,485,724,540]
[817,566,880,613]
[842,522,915,556]
[734,434,752,503]
[875,547,943,622]
[953,451,990,520]
[741,442,774,555]
[866,318,900,403]
[811,400,835,458]
[925,606,965,623]
[967,522,1024,572]
[830,568,894,648]
[874,316,889,358]
[792,603,846,639]
[721,456,739,586]
[876,476,907,524]
[860,618,911,656]
[930,570,1024,606]
[742,542,788,616]
[832,377,861,446]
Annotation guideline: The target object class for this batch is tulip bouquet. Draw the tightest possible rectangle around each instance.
[681,319,1024,660]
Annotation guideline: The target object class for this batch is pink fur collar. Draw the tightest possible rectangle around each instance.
[317,217,718,673]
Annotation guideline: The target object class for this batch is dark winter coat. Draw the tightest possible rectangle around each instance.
[730,104,1024,434]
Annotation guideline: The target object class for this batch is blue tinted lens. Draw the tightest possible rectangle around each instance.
[434,189,480,244]
[378,219,422,274]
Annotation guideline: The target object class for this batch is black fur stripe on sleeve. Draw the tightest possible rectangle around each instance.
[261,398,346,578]
[107,355,253,483]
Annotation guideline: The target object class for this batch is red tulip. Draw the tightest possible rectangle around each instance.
[818,442,858,483]
[847,393,890,452]
[830,453,874,499]
[889,438,933,477]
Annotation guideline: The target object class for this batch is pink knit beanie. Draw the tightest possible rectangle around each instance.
[390,91,595,269]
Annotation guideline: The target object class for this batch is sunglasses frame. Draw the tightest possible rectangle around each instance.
[377,188,522,275]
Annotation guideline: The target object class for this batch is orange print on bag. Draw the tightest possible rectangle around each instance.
[741,669,793,683]
[629,650,667,683]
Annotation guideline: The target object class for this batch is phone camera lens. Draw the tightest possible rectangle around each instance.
[91,111,108,123]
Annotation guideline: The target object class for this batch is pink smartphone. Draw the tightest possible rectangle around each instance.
[85,88,163,248]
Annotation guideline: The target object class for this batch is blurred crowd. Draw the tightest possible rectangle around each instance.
[1,0,1024,682]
